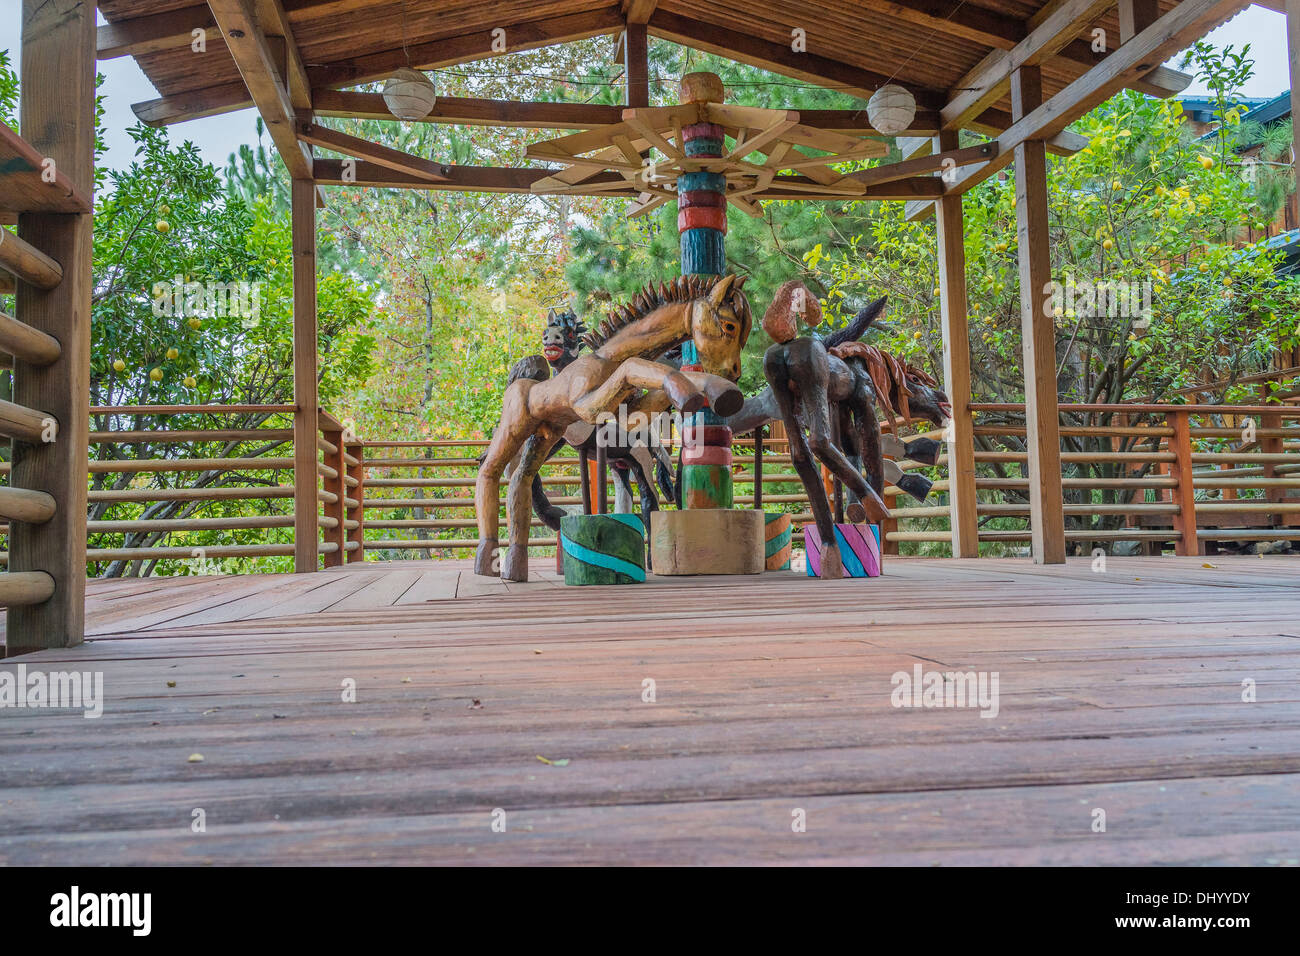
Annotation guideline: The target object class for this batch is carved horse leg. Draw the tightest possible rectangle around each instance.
[475,379,541,576]
[789,341,890,528]
[503,423,562,581]
[572,358,713,422]
[763,344,842,579]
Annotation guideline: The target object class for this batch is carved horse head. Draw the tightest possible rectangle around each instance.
[581,273,752,382]
[828,341,952,427]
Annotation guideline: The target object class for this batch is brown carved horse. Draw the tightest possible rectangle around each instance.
[476,273,753,582]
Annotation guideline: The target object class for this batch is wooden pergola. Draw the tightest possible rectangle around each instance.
[3,0,1284,650]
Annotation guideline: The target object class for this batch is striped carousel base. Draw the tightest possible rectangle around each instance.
[804,523,882,578]
[764,512,793,571]
[560,514,646,586]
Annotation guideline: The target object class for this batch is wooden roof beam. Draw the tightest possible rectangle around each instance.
[911,0,1252,218]
[308,8,627,90]
[646,10,944,107]
[256,0,312,112]
[205,0,312,178]
[296,122,450,181]
[311,159,944,200]
[941,0,1119,132]
[97,4,213,59]
[622,0,659,25]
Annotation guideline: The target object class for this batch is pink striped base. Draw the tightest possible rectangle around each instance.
[804,523,882,578]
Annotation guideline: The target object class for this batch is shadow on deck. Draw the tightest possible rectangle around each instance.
[2,556,1299,865]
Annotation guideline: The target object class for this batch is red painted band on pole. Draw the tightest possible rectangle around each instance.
[678,205,727,234]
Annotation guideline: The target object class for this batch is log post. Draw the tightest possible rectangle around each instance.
[1012,65,1066,564]
[320,420,346,567]
[1168,410,1200,556]
[291,178,319,572]
[7,0,96,652]
[345,435,366,562]
[935,130,979,557]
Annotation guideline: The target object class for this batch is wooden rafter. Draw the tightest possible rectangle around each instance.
[98,4,213,59]
[949,0,1251,196]
[646,10,944,107]
[295,123,450,182]
[307,8,626,90]
[311,159,943,202]
[941,0,1118,132]
[205,0,312,179]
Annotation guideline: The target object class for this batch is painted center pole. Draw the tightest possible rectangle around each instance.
[676,72,733,510]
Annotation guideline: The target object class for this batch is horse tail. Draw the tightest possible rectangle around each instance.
[823,295,888,349]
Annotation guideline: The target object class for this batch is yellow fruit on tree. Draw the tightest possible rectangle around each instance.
[149,367,163,382]
[112,359,125,372]
[183,376,197,388]
[1199,155,1214,169]
[1102,238,1114,250]
[188,317,202,330]
[166,347,179,360]
[155,220,170,233]
[158,203,170,215]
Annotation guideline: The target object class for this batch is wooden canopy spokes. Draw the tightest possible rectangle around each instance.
[524,100,890,216]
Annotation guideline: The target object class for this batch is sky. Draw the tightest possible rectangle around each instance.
[0,2,1291,174]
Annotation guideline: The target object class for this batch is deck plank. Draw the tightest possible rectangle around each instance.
[2,555,1298,865]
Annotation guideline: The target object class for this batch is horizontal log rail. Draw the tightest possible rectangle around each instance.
[2,402,1297,572]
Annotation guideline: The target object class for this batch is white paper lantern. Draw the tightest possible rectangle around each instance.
[867,84,916,137]
[383,68,437,121]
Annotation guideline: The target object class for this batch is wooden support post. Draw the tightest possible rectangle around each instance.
[1012,66,1066,564]
[881,488,900,556]
[7,0,96,653]
[625,21,649,109]
[345,436,366,561]
[1260,409,1285,525]
[320,423,346,567]
[291,178,319,572]
[596,443,609,514]
[1168,410,1200,556]
[753,426,764,510]
[934,130,979,557]
[579,445,592,514]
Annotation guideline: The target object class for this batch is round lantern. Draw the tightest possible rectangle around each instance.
[383,67,436,121]
[867,84,916,136]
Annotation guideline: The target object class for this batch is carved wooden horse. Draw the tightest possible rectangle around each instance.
[476,273,753,581]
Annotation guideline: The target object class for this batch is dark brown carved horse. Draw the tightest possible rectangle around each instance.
[728,291,950,578]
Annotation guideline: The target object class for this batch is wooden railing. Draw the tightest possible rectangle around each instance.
[1,402,1297,574]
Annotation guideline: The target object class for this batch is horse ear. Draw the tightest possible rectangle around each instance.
[734,274,748,291]
[546,308,556,322]
[709,273,737,307]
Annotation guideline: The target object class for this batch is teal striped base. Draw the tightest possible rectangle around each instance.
[560,514,646,585]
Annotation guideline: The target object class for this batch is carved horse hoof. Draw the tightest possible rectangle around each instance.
[819,544,844,580]
[502,544,529,583]
[901,437,942,466]
[474,538,500,577]
[664,371,708,413]
[846,501,867,523]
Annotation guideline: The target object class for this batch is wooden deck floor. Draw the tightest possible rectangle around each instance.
[2,555,1299,865]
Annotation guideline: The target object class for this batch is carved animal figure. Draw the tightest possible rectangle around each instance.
[476,273,752,581]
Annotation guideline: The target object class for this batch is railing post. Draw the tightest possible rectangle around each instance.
[6,0,96,652]
[1168,409,1200,556]
[346,436,366,562]
[319,419,346,567]
[881,487,899,556]
[935,128,979,558]
[291,178,319,572]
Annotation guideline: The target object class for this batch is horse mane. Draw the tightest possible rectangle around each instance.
[827,341,938,421]
[580,273,748,352]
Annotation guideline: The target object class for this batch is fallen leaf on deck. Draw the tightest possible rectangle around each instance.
[536,755,570,767]
[166,681,176,688]
[187,753,204,763]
